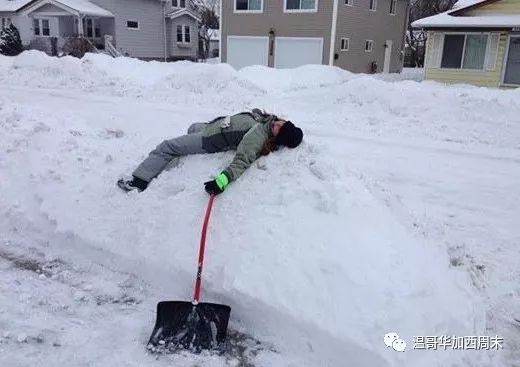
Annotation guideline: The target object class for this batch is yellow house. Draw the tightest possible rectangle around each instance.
[412,0,520,88]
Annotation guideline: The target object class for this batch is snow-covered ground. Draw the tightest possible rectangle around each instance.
[1,52,519,367]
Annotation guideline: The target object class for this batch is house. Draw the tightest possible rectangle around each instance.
[0,0,200,60]
[412,0,520,88]
[220,0,409,73]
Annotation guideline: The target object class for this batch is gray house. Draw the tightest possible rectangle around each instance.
[0,0,200,60]
[221,0,409,73]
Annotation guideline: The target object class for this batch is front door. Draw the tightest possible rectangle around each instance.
[504,36,520,85]
[383,40,393,73]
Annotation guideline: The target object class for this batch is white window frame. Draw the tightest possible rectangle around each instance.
[340,37,349,51]
[283,0,318,13]
[389,0,396,15]
[369,0,377,11]
[34,18,51,37]
[177,24,190,44]
[440,32,489,71]
[365,40,373,52]
[344,0,353,6]
[172,0,186,8]
[126,20,140,30]
[234,0,264,13]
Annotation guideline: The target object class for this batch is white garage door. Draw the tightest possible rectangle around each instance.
[227,36,269,69]
[275,37,323,69]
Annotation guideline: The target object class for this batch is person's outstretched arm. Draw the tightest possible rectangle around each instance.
[204,124,266,195]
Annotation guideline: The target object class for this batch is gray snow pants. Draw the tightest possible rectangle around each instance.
[132,122,216,182]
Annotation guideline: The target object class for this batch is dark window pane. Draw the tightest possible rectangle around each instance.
[180,0,185,7]
[177,25,183,42]
[286,0,300,10]
[184,25,190,42]
[441,34,465,68]
[236,0,248,10]
[42,19,49,36]
[127,21,138,29]
[33,19,40,35]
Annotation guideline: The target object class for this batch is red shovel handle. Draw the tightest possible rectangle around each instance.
[193,194,216,304]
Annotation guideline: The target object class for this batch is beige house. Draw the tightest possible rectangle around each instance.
[220,0,409,73]
[413,0,520,88]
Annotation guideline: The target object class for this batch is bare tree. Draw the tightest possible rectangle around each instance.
[189,0,219,60]
[407,0,458,67]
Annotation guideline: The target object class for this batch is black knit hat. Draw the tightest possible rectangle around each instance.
[276,121,303,148]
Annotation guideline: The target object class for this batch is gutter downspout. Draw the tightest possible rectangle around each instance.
[401,0,411,70]
[219,0,222,63]
[162,0,167,62]
[329,0,339,66]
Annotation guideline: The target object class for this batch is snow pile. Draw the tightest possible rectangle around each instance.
[1,51,518,366]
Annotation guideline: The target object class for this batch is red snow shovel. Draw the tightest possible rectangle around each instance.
[147,194,231,352]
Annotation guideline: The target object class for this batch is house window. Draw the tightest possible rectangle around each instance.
[34,18,50,36]
[345,0,353,5]
[33,18,40,35]
[86,18,93,37]
[441,33,488,70]
[172,0,186,8]
[184,25,190,43]
[285,0,318,12]
[365,40,373,52]
[177,25,190,43]
[341,38,349,51]
[235,0,263,12]
[127,20,139,29]
[390,0,396,14]
[369,0,377,11]
[1,17,11,30]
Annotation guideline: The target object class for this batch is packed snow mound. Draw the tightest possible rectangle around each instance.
[2,52,517,366]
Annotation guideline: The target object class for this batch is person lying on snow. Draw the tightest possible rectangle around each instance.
[117,108,304,195]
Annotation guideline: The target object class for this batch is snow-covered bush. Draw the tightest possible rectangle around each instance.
[0,24,23,56]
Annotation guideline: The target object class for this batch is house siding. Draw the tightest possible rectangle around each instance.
[90,0,165,59]
[424,31,509,87]
[334,0,408,73]
[465,0,520,15]
[221,0,335,66]
[169,14,198,59]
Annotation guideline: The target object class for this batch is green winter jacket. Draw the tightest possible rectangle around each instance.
[201,109,278,182]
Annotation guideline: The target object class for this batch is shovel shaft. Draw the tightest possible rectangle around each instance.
[193,194,216,303]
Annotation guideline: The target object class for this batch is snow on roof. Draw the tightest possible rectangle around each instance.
[166,8,201,22]
[452,0,485,9]
[22,0,114,17]
[412,0,520,28]
[0,0,32,12]
[208,28,219,41]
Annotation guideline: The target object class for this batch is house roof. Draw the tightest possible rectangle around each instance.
[20,0,114,17]
[0,0,32,12]
[412,0,520,29]
[166,8,200,22]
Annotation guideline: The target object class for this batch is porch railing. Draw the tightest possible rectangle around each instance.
[104,35,122,58]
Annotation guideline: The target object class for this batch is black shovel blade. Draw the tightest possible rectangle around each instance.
[147,301,231,352]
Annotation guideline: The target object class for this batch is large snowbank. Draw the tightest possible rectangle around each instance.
[1,51,519,366]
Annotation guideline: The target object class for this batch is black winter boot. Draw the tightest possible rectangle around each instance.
[117,176,149,192]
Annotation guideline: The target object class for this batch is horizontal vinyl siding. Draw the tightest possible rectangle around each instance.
[466,0,520,15]
[334,0,408,73]
[222,0,334,65]
[424,32,508,88]
[91,0,165,59]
